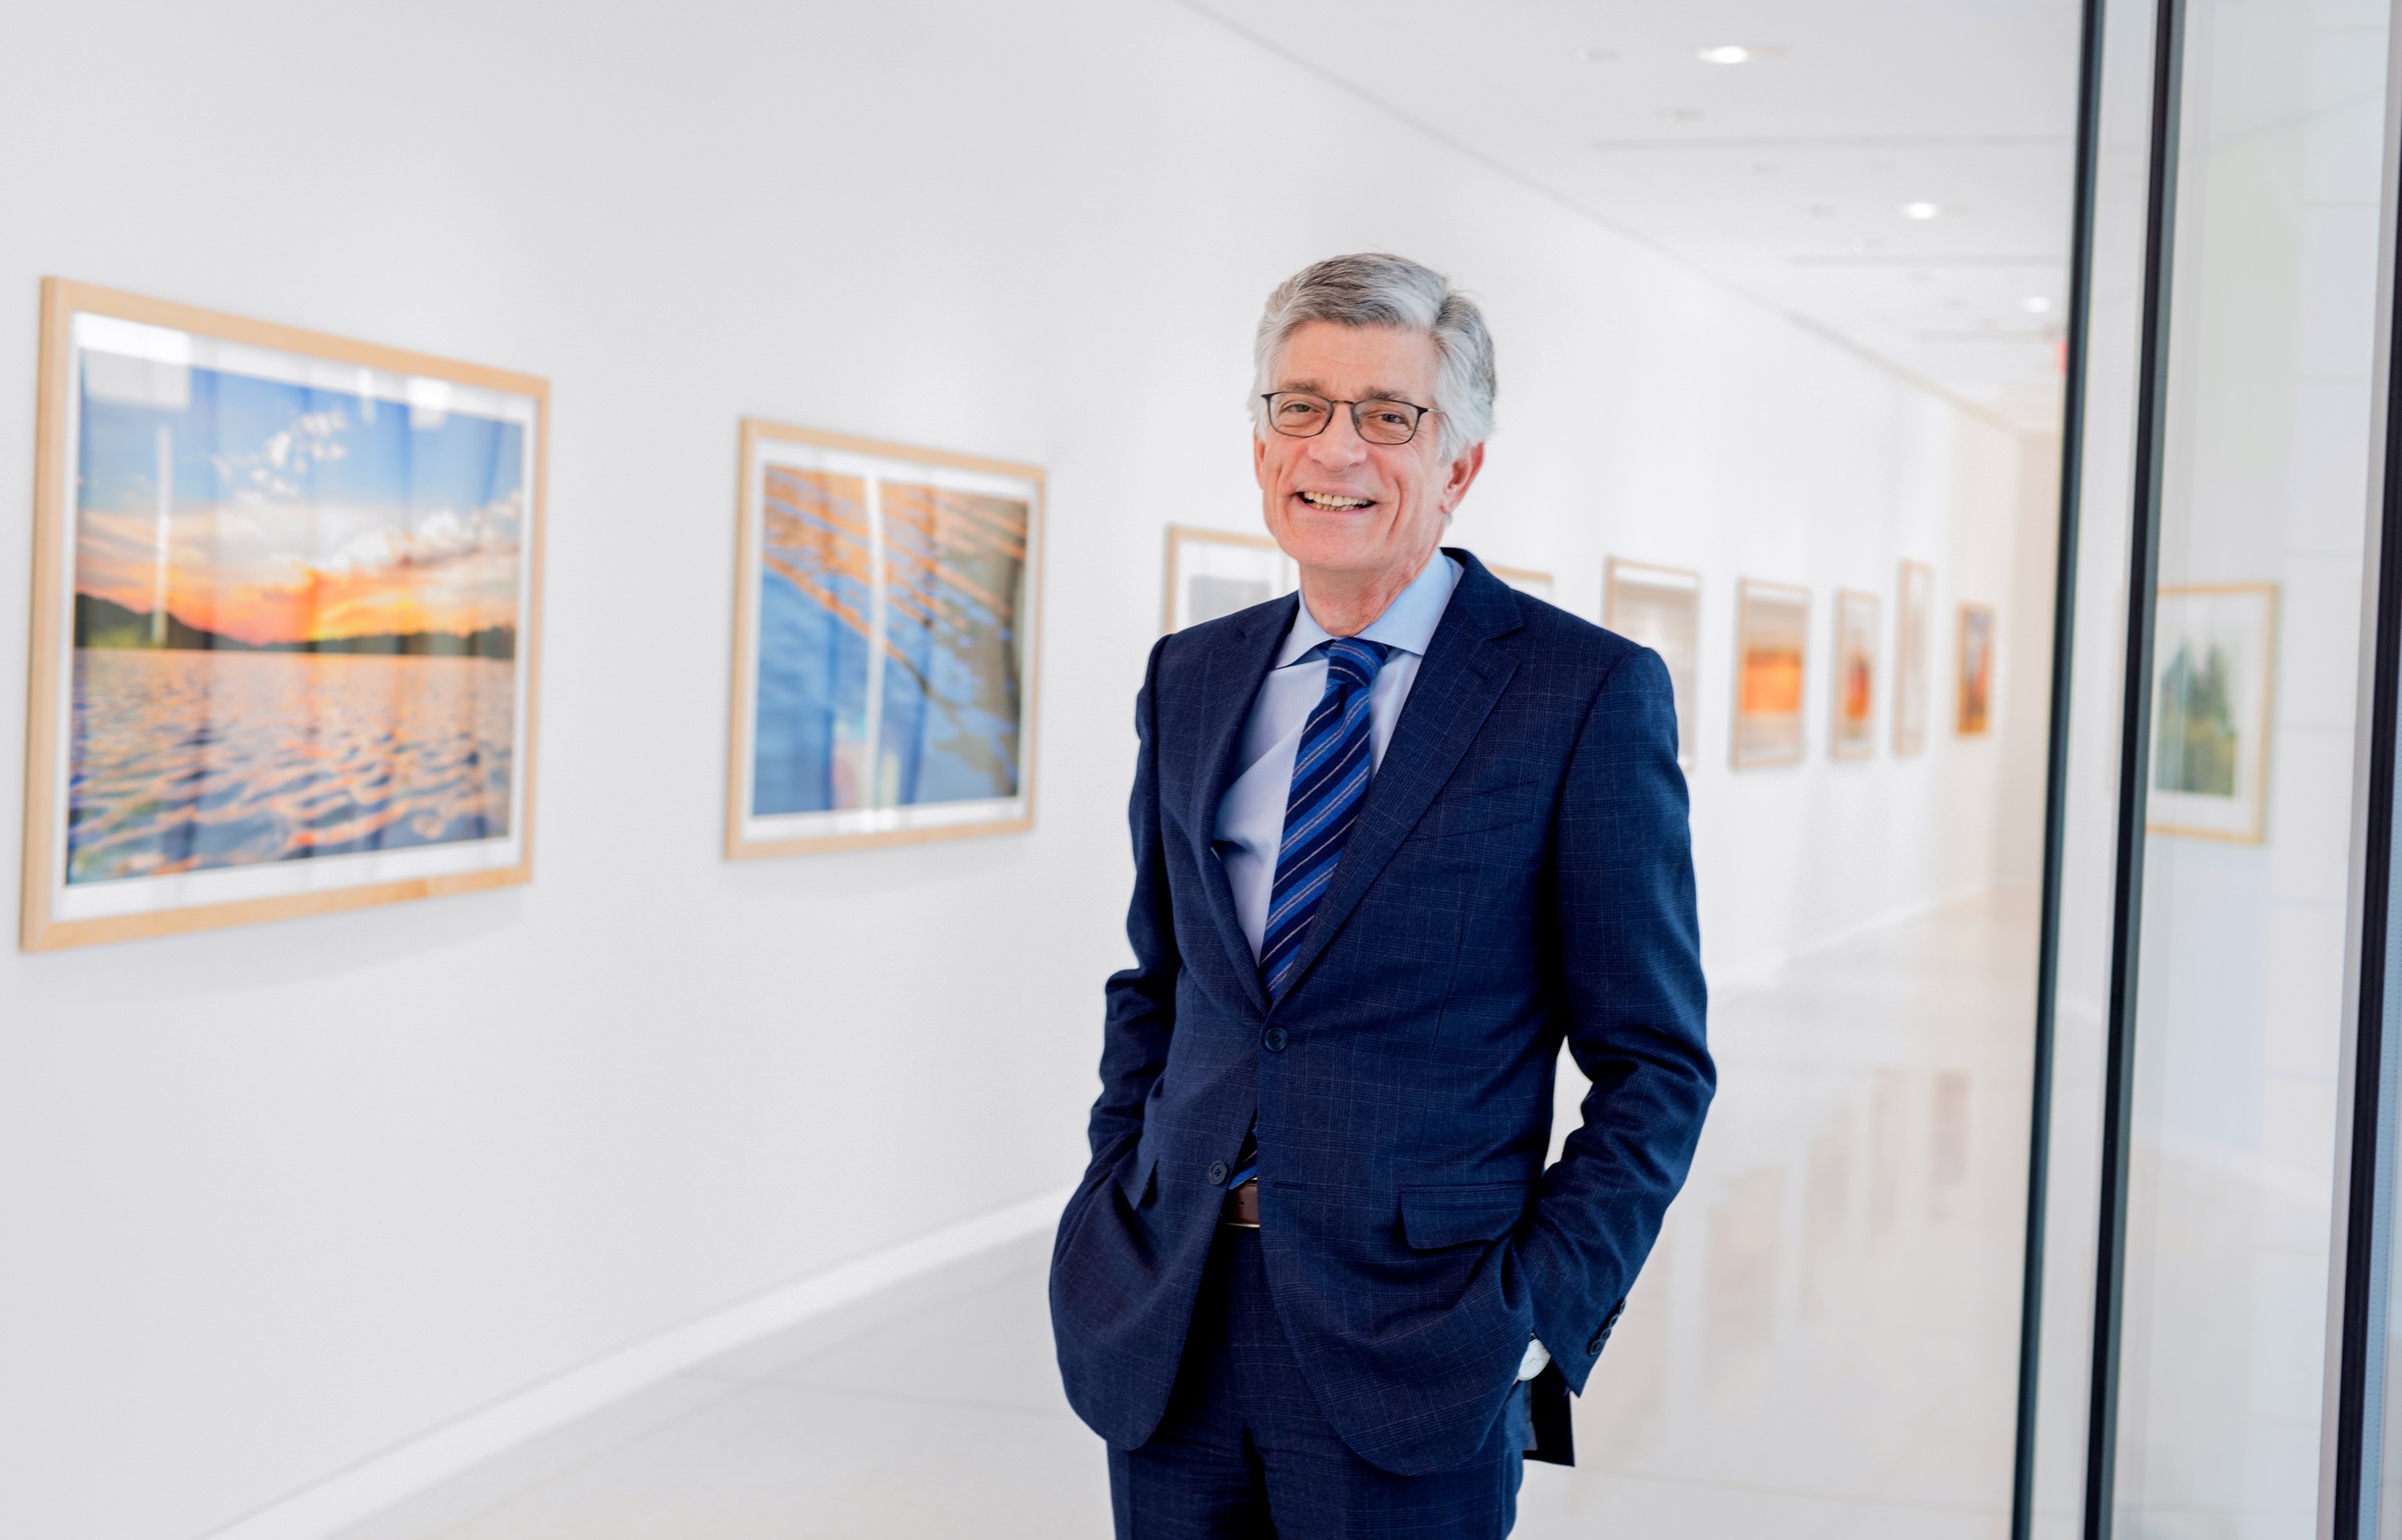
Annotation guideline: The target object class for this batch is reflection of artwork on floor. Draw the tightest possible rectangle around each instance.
[21,280,547,951]
[1706,1166,1784,1368]
[2147,584,2277,842]
[1955,604,1996,738]
[1164,526,1293,632]
[1733,579,1809,769]
[1895,561,1934,756]
[1488,564,1555,601]
[729,419,1042,859]
[1605,557,1703,770]
[1832,589,1880,761]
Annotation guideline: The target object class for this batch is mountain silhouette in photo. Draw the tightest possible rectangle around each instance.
[73,593,515,661]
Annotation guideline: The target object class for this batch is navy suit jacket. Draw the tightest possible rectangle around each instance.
[1049,549,1713,1477]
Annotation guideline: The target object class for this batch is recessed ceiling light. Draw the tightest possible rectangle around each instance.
[2022,296,2053,313]
[1698,44,1779,63]
[1901,202,1943,220]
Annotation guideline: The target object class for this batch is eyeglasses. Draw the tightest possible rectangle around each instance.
[1260,391,1437,447]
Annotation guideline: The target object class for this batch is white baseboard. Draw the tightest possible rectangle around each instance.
[202,1184,1077,1540]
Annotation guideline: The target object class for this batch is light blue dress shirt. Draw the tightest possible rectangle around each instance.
[1213,552,1463,960]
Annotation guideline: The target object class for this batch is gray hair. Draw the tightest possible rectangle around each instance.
[1250,253,1496,460]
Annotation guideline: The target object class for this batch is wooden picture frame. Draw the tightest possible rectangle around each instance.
[1605,557,1703,770]
[1163,525,1293,633]
[1894,560,1934,756]
[20,279,548,951]
[1487,564,1555,601]
[1956,603,1998,737]
[1830,589,1881,761]
[726,419,1044,860]
[1732,578,1810,769]
[2146,583,2278,843]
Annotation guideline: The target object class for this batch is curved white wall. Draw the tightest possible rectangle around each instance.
[0,2,2043,1534]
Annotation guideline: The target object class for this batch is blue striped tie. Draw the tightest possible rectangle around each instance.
[1259,636,1390,1000]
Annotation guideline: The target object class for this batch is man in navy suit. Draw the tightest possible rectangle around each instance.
[1051,253,1713,1538]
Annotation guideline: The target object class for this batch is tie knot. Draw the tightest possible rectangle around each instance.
[1321,636,1388,690]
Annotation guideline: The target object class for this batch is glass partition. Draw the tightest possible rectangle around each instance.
[2009,0,2402,1534]
[2112,0,2391,1529]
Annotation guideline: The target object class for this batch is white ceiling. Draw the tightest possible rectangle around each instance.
[1181,0,2086,433]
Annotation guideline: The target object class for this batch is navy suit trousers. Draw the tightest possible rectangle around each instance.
[1110,1225,1528,1540]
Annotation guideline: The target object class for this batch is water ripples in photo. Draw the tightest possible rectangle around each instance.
[64,648,514,884]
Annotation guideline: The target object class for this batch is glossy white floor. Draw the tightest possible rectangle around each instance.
[333,893,2037,1540]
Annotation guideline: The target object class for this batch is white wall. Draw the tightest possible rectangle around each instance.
[0,2,2038,1534]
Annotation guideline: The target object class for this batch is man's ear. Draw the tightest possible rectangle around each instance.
[1440,442,1486,515]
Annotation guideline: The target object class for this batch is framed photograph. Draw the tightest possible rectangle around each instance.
[1164,525,1293,632]
[2147,584,2278,843]
[727,419,1042,860]
[1605,557,1702,770]
[1831,589,1880,761]
[20,280,546,951]
[1733,579,1810,769]
[1488,564,1555,602]
[1956,603,1997,737]
[1895,561,1934,756]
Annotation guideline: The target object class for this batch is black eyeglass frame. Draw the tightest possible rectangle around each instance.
[1259,391,1440,446]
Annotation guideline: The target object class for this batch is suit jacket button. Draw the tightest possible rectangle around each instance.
[1262,1027,1289,1052]
[1208,1161,1229,1186]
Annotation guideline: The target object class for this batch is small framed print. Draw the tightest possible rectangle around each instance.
[20,280,547,951]
[1895,561,1934,756]
[1956,603,1997,737]
[2146,584,2277,843]
[1605,557,1702,770]
[727,419,1043,859]
[1733,579,1810,769]
[1164,525,1294,632]
[1831,589,1880,761]
[1488,564,1555,602]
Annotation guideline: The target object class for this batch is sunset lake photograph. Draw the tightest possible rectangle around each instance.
[62,339,528,887]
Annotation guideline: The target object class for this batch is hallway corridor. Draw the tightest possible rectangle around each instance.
[334,894,2037,1540]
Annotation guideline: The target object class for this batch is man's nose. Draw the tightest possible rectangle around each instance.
[1306,406,1371,464]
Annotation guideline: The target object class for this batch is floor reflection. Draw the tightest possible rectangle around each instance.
[1518,891,2034,1539]
[1706,1166,1785,1376]
[334,893,2035,1540]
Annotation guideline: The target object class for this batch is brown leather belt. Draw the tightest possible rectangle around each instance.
[1222,1178,1261,1228]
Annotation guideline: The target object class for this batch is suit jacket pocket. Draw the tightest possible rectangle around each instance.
[1409,778,1546,843]
[1115,1146,1158,1209]
[1400,1182,1530,1250]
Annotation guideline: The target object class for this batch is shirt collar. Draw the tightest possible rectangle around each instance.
[1277,551,1463,670]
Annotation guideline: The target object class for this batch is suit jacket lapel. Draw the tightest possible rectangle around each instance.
[1186,595,1293,1017]
[1265,552,1524,1012]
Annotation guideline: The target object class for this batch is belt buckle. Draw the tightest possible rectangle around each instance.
[1222,1178,1261,1229]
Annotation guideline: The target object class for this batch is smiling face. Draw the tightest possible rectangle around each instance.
[1254,322,1483,610]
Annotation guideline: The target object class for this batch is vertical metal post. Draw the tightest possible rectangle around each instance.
[2085,0,2187,1533]
[2010,0,2111,1530]
[2328,39,2402,1528]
